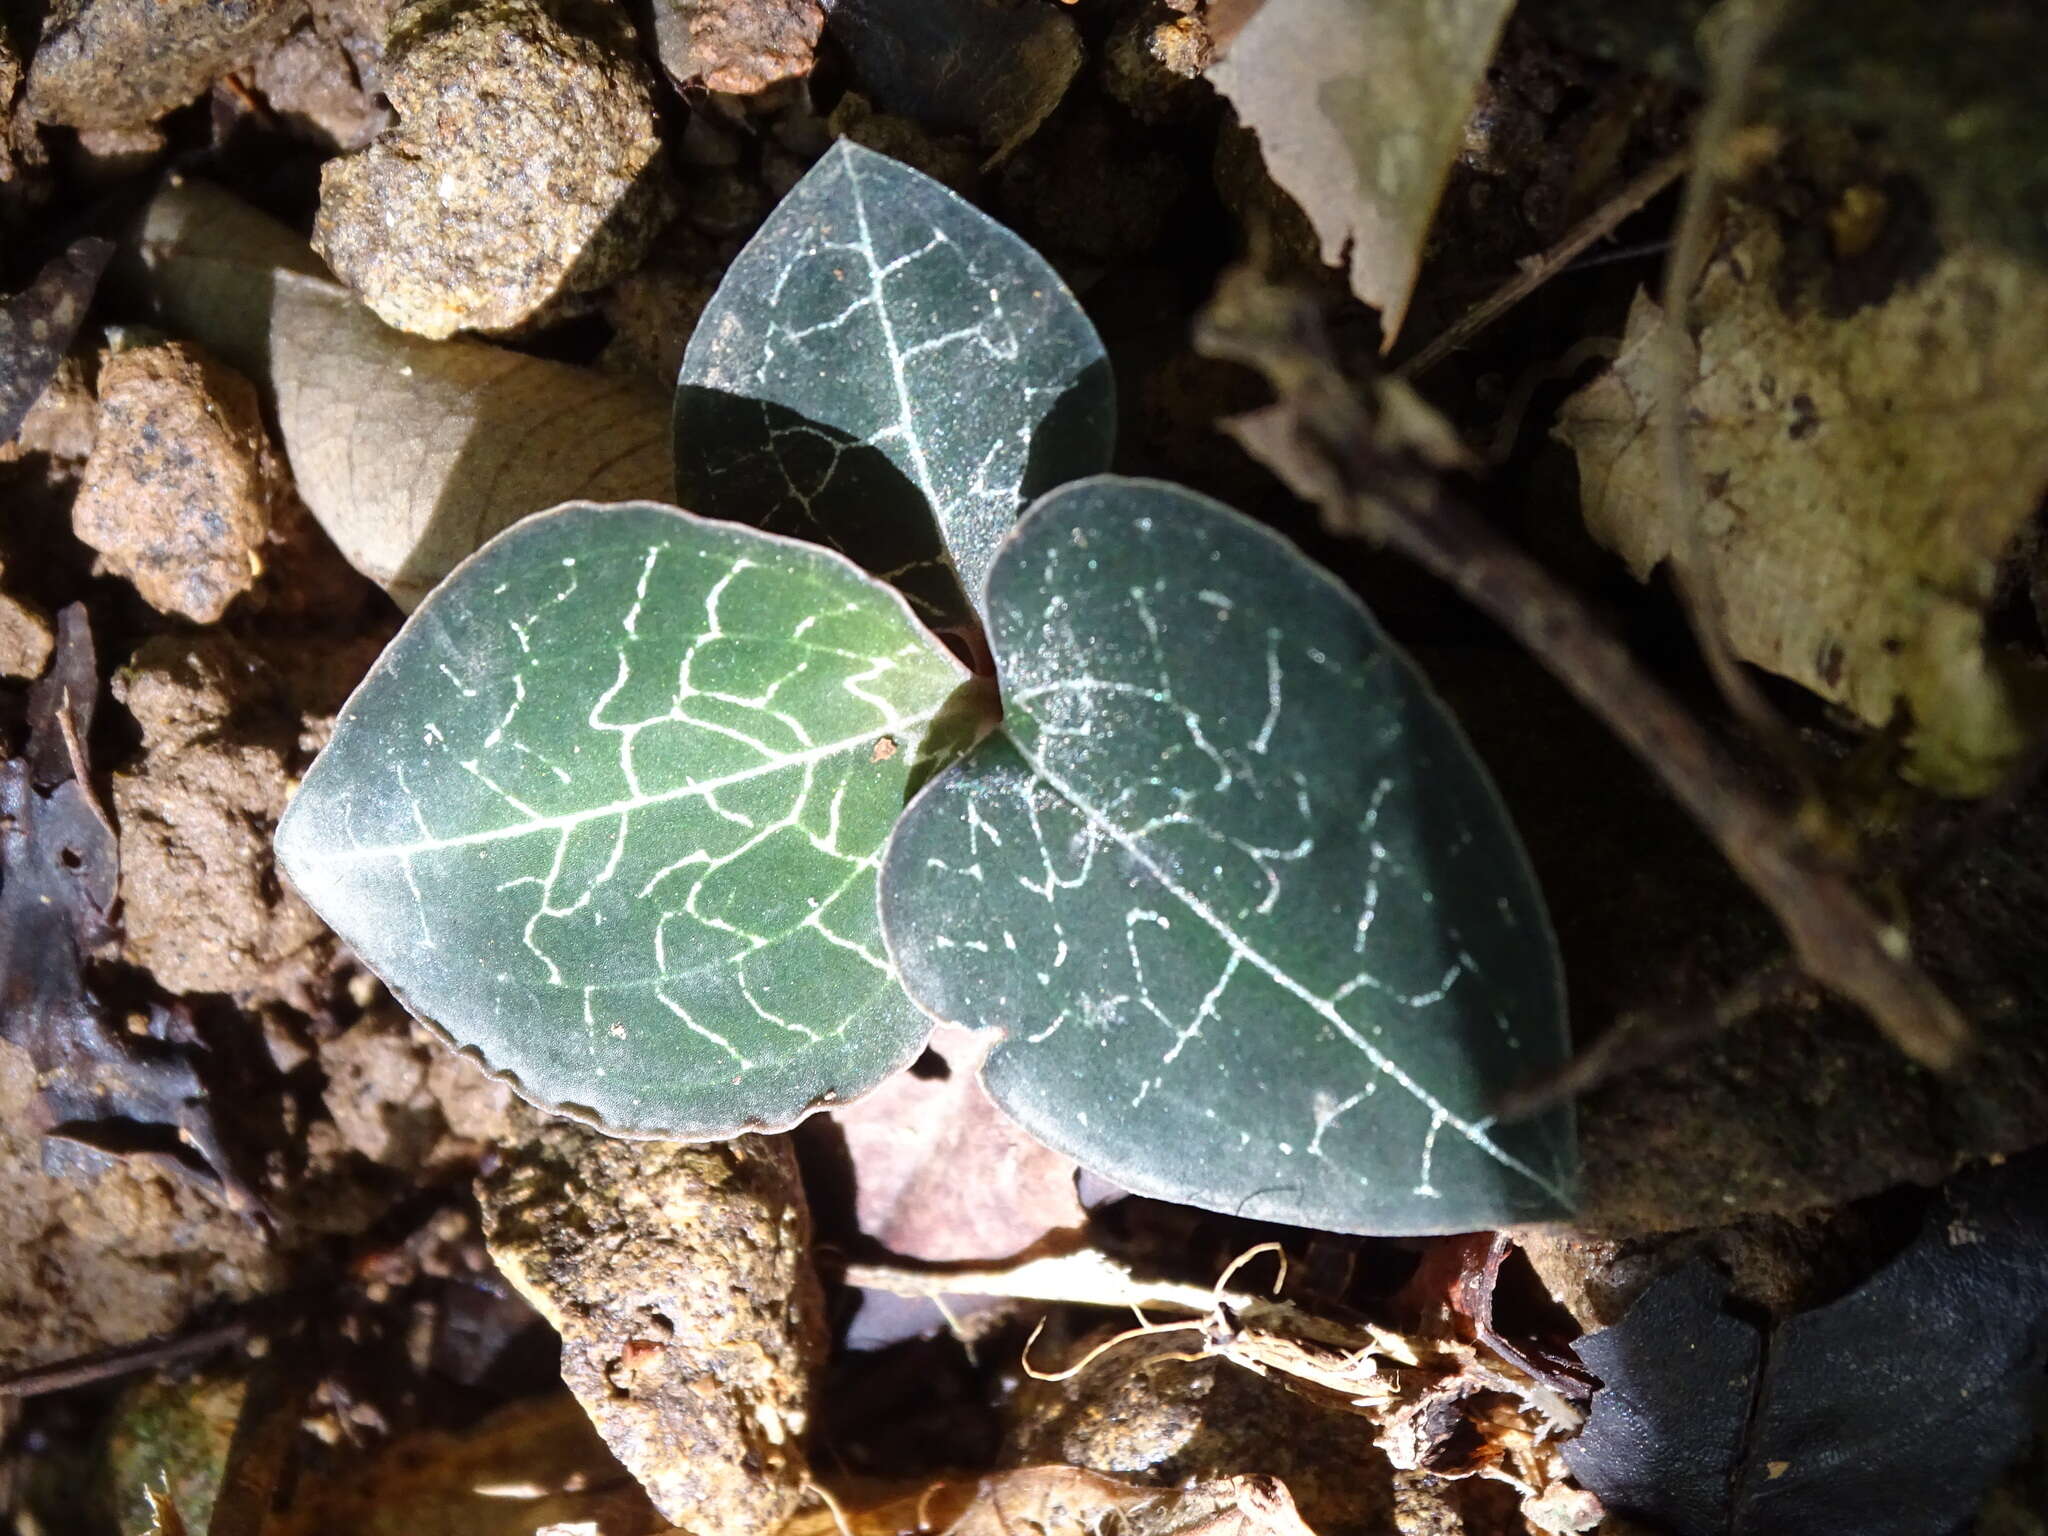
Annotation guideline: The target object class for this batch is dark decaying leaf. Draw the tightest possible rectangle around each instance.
[1566,1150,2048,1536]
[826,0,1081,163]
[1,237,111,446]
[0,606,251,1202]
[881,477,1573,1235]
[674,140,1113,632]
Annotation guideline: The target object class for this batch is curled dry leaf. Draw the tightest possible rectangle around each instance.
[1555,202,2048,795]
[1208,0,1515,343]
[138,179,669,609]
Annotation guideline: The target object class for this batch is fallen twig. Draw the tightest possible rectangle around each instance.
[0,1315,254,1398]
[1395,149,1690,382]
[1654,0,1810,779]
[1195,271,1968,1071]
[1495,960,1806,1119]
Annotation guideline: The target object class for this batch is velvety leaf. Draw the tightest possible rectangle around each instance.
[1,238,111,446]
[1566,1151,2048,1536]
[674,140,1113,630]
[139,180,671,610]
[275,501,967,1136]
[1208,0,1514,342]
[880,477,1572,1235]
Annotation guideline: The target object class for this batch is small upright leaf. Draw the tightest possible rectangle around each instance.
[276,501,966,1136]
[880,477,1571,1235]
[675,140,1113,627]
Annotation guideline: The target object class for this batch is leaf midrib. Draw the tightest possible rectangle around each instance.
[1005,728,1569,1204]
[318,704,944,866]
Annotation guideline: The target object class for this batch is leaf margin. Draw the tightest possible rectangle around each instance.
[877,472,1575,1234]
[275,496,969,1140]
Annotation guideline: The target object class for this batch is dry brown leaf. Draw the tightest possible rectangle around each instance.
[946,1468,1318,1536]
[1555,202,2048,794]
[142,1485,190,1536]
[137,179,670,610]
[1207,0,1514,343]
[832,1025,1088,1347]
[832,1024,1085,1265]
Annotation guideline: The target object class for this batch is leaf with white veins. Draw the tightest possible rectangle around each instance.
[276,501,966,1135]
[675,140,1113,629]
[880,477,1573,1234]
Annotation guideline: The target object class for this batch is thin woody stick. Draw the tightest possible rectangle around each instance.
[0,1317,253,1399]
[1396,149,1691,381]
[1655,0,1810,779]
[1194,272,1967,1071]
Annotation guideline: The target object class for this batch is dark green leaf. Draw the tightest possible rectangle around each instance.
[880,477,1573,1234]
[674,140,1113,630]
[276,501,966,1136]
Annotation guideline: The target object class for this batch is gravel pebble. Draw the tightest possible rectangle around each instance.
[25,0,302,130]
[313,0,669,338]
[72,342,275,624]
